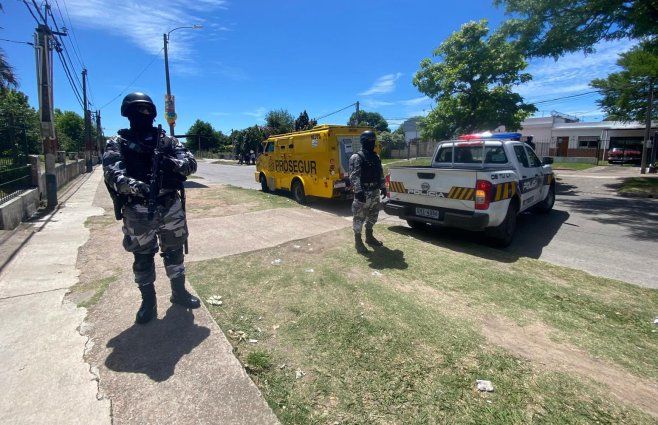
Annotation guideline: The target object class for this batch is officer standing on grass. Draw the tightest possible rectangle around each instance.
[350,130,387,254]
[102,92,200,324]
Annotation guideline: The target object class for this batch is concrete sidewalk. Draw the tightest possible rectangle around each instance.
[0,169,110,424]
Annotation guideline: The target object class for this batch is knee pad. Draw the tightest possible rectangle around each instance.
[133,253,155,272]
[161,247,184,266]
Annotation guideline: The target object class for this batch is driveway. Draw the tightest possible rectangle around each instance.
[194,162,658,288]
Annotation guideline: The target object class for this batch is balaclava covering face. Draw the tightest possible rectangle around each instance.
[128,104,156,135]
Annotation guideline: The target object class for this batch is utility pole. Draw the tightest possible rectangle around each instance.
[640,77,654,175]
[34,23,58,209]
[95,110,103,161]
[82,68,93,172]
[354,101,360,126]
[163,33,175,136]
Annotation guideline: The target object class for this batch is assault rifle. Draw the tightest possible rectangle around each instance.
[146,125,189,254]
[147,125,164,221]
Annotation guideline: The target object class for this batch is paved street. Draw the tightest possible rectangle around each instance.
[196,162,658,288]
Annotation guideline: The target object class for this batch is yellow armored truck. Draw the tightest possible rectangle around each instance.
[255,125,376,203]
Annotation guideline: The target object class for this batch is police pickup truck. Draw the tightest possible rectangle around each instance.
[384,139,555,246]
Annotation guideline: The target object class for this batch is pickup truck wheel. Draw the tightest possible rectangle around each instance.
[534,184,555,214]
[486,201,517,247]
[260,174,269,193]
[406,219,427,231]
[291,179,307,204]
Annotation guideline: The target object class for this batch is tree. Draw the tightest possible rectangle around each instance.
[294,110,317,131]
[495,0,658,58]
[187,119,223,153]
[0,88,40,155]
[378,131,406,158]
[265,109,294,135]
[413,20,536,140]
[54,109,84,152]
[591,42,658,123]
[347,110,390,132]
[0,5,18,90]
[231,125,266,157]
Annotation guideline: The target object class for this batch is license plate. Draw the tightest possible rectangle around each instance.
[415,207,440,220]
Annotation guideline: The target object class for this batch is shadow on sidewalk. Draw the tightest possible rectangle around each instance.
[105,305,211,382]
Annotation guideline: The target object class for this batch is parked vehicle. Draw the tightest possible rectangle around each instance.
[255,125,377,203]
[384,139,555,246]
[607,147,641,165]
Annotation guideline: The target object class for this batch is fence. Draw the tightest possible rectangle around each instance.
[0,155,33,205]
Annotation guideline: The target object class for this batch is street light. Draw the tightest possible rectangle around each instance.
[163,24,202,136]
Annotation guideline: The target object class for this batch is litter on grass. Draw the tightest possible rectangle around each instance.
[305,268,315,273]
[371,271,382,277]
[206,295,223,306]
[476,380,494,392]
[271,259,282,265]
[295,369,306,379]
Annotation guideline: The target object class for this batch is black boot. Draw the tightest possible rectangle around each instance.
[354,233,368,254]
[365,228,383,247]
[170,276,201,309]
[136,283,157,324]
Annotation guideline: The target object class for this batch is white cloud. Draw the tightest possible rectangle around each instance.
[244,107,266,120]
[363,99,395,108]
[359,73,403,96]
[63,0,229,66]
[399,96,432,107]
[516,39,638,104]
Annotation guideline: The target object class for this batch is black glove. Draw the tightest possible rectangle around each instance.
[162,156,184,174]
[355,191,366,202]
[381,188,387,198]
[130,180,149,197]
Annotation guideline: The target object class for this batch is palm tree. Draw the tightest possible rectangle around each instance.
[0,2,19,89]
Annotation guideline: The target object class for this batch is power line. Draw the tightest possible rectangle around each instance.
[57,0,85,68]
[99,47,165,110]
[46,7,84,93]
[0,38,34,46]
[528,90,600,105]
[315,102,357,121]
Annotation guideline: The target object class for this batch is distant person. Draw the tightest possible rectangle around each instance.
[250,151,256,165]
[102,92,200,325]
[349,130,387,254]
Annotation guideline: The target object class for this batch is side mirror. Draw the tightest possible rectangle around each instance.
[542,157,554,165]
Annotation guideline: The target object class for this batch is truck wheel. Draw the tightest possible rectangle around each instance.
[534,184,555,214]
[486,201,517,247]
[291,179,307,204]
[260,174,269,193]
[407,219,427,231]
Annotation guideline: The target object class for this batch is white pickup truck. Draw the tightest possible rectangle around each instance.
[384,139,556,246]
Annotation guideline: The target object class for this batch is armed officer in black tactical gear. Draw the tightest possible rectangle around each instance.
[349,130,387,254]
[102,92,199,324]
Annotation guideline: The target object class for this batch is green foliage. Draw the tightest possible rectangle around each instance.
[495,0,658,58]
[186,119,229,153]
[0,88,41,155]
[54,109,84,152]
[590,42,658,123]
[294,110,317,131]
[378,131,406,158]
[231,125,266,156]
[265,109,294,135]
[347,110,390,132]
[0,49,18,90]
[245,350,273,373]
[413,20,536,140]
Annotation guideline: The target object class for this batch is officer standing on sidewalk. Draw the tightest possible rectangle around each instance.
[349,130,387,254]
[102,92,200,324]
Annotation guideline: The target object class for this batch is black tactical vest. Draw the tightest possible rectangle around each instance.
[357,150,382,189]
[118,129,184,191]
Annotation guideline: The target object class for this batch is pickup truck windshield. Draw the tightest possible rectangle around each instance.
[434,142,508,164]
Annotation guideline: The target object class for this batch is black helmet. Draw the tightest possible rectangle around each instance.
[360,130,376,143]
[360,130,376,151]
[120,92,157,118]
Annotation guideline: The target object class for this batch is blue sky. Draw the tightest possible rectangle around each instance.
[2,0,636,138]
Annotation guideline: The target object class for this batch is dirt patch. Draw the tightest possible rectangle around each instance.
[185,185,260,218]
[482,315,658,418]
